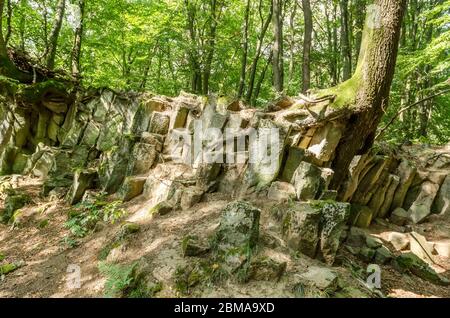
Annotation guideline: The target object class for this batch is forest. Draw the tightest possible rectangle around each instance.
[0,0,450,300]
[1,0,449,143]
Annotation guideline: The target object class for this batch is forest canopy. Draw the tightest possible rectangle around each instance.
[1,0,449,143]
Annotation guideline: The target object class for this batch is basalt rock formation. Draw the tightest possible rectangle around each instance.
[1,86,449,266]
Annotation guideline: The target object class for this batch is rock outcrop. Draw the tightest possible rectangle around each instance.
[1,88,449,268]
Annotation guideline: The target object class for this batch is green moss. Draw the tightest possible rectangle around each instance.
[0,75,20,96]
[0,263,18,275]
[313,71,362,110]
[38,219,49,229]
[0,253,5,261]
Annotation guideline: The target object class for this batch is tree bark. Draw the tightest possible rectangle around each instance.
[253,50,273,105]
[272,0,284,93]
[0,0,31,82]
[329,0,407,192]
[238,0,251,98]
[45,0,66,70]
[4,0,12,46]
[71,0,85,79]
[202,0,219,95]
[301,0,312,93]
[340,0,352,81]
[245,0,272,103]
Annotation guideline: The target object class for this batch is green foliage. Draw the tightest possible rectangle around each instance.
[98,261,137,298]
[98,261,162,298]
[64,193,126,238]
[2,0,448,140]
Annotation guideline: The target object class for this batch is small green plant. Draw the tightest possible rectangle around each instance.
[60,236,80,249]
[98,261,137,298]
[98,261,161,298]
[64,193,127,239]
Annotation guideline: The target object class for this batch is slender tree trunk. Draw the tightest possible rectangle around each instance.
[4,0,12,46]
[340,0,352,80]
[71,0,85,79]
[332,2,339,84]
[46,0,66,70]
[185,0,202,94]
[0,0,30,82]
[253,50,273,105]
[202,0,219,95]
[272,0,284,93]
[245,0,272,103]
[287,1,297,90]
[301,0,312,93]
[324,2,337,85]
[19,0,26,51]
[331,0,407,192]
[238,0,251,98]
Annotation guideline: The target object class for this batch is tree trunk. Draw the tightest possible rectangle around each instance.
[46,0,66,70]
[0,0,30,82]
[272,0,284,93]
[202,0,219,95]
[253,50,273,105]
[301,0,312,93]
[4,0,12,46]
[238,0,251,98]
[245,0,272,103]
[329,0,407,192]
[18,0,26,52]
[185,0,202,94]
[340,0,352,81]
[71,0,85,79]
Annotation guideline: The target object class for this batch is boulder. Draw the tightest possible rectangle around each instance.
[126,142,158,175]
[340,154,372,202]
[291,162,322,201]
[384,232,410,251]
[346,227,368,247]
[318,201,351,264]
[282,203,321,258]
[119,176,147,201]
[267,181,296,202]
[170,104,190,129]
[408,232,435,264]
[432,175,450,215]
[80,121,101,147]
[350,204,375,228]
[394,253,449,286]
[96,116,123,152]
[407,181,440,224]
[389,208,409,226]
[212,201,261,272]
[307,122,342,162]
[352,157,389,205]
[248,257,287,282]
[390,160,417,211]
[180,186,204,210]
[280,147,305,182]
[66,169,98,205]
[374,246,393,265]
[245,119,285,189]
[148,112,170,135]
[433,240,450,258]
[297,266,338,292]
[140,132,163,152]
[98,139,133,194]
[181,235,210,257]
